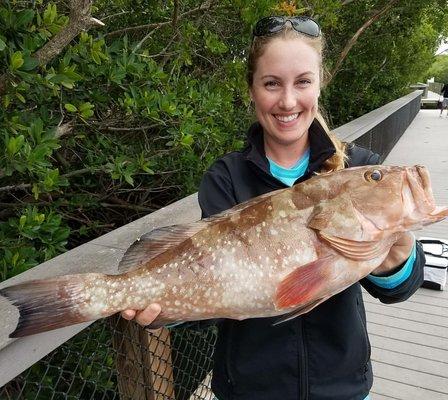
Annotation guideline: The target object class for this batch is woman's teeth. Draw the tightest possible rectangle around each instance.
[274,113,300,122]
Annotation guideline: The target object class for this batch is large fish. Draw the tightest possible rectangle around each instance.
[1,165,447,338]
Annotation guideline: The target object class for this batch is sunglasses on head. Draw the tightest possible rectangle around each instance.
[253,16,321,38]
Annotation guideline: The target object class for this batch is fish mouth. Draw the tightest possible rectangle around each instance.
[404,166,448,226]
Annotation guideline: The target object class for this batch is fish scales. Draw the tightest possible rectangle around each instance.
[1,165,448,337]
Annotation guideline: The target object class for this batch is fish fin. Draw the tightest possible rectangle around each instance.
[273,297,329,325]
[202,188,286,224]
[318,232,393,261]
[275,255,336,309]
[0,275,107,338]
[118,222,205,272]
[144,314,185,330]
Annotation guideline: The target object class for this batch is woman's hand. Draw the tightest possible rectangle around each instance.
[371,232,415,276]
[120,303,161,326]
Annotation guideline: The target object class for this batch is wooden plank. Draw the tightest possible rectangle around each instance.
[412,289,448,300]
[367,323,448,350]
[364,302,448,328]
[369,334,448,364]
[371,347,448,378]
[364,299,447,317]
[404,293,448,307]
[371,376,448,400]
[147,328,176,399]
[111,316,175,400]
[370,393,400,400]
[366,312,448,338]
[372,361,448,394]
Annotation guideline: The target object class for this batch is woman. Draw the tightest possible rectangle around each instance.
[122,16,424,400]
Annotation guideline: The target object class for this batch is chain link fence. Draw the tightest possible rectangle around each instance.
[0,317,216,400]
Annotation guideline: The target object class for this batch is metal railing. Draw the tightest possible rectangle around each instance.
[0,90,423,399]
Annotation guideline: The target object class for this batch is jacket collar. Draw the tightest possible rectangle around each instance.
[244,119,336,179]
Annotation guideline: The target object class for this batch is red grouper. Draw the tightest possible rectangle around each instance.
[1,165,448,338]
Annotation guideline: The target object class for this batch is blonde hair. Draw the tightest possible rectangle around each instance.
[247,23,347,172]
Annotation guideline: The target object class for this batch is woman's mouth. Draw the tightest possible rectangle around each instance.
[274,112,301,123]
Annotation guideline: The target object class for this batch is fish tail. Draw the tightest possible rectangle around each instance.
[0,273,111,338]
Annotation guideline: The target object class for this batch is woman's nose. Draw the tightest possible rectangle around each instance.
[279,88,296,110]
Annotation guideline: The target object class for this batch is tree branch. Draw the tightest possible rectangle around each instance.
[0,0,104,96]
[0,167,102,193]
[173,0,179,28]
[105,0,213,38]
[327,0,400,85]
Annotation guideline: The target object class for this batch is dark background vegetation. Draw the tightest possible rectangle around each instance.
[1,0,448,281]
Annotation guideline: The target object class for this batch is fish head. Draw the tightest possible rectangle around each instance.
[306,165,448,242]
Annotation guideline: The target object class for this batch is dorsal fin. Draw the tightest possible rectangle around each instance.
[203,187,286,223]
[118,222,205,272]
[118,187,285,273]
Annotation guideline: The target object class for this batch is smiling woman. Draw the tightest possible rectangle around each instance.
[249,38,321,166]
[122,16,425,400]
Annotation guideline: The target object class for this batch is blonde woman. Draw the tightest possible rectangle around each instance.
[123,16,424,400]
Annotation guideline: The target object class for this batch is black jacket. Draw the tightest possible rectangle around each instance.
[197,120,425,400]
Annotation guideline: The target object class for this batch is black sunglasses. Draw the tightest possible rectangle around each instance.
[253,16,321,38]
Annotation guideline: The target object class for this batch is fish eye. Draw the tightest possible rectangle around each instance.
[364,169,383,182]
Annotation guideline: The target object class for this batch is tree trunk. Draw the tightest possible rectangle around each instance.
[0,0,104,96]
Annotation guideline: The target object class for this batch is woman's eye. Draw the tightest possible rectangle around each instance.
[264,81,279,87]
[296,79,311,86]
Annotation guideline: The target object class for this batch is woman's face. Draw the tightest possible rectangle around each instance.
[250,37,321,148]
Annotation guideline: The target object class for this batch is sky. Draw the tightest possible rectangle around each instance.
[436,40,448,55]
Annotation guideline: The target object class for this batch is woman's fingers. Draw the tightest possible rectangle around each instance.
[121,309,136,320]
[120,303,162,326]
[135,303,162,326]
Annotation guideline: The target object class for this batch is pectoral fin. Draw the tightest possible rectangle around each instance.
[273,296,330,325]
[275,255,336,309]
[318,232,394,261]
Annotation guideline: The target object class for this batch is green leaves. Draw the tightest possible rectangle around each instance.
[6,135,24,156]
[106,154,155,186]
[16,9,35,28]
[10,51,24,70]
[64,103,77,112]
[204,30,229,54]
[78,102,94,119]
[0,207,70,280]
[64,102,94,118]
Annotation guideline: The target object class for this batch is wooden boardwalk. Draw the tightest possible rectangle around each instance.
[368,109,448,400]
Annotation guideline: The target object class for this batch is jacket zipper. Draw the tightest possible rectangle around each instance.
[298,318,308,400]
[356,296,371,367]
